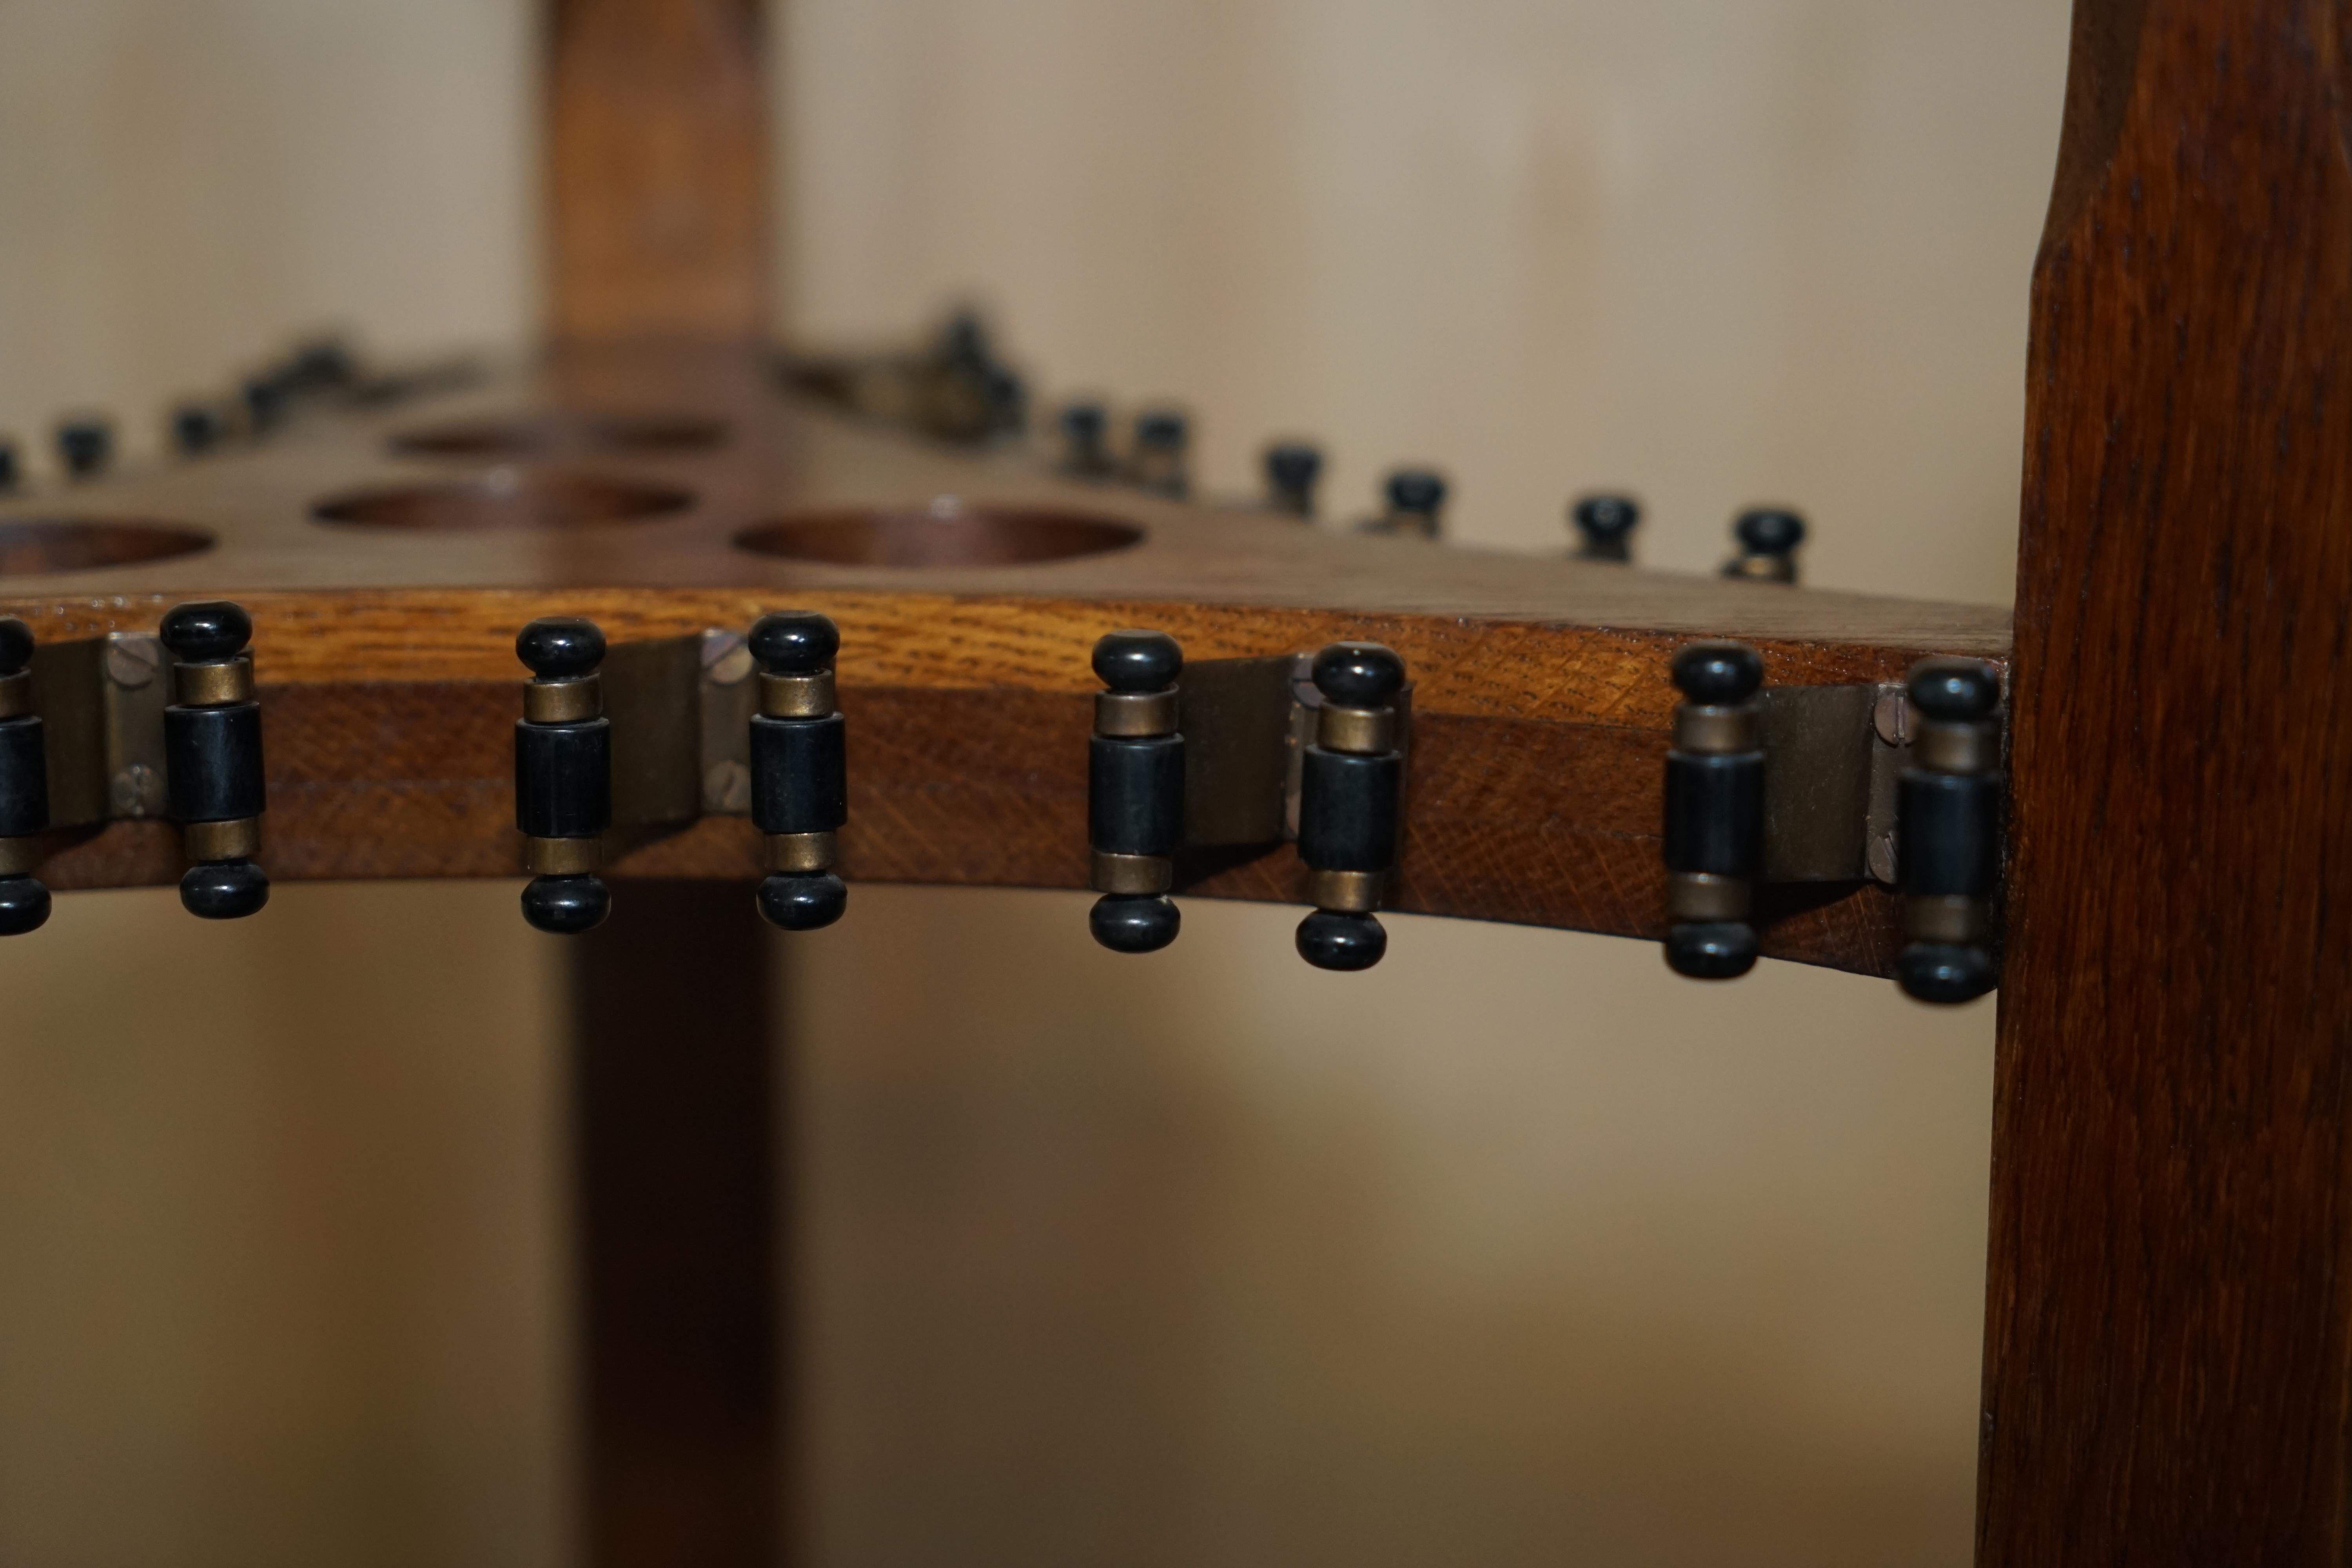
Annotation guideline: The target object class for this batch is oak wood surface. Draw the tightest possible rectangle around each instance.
[0,343,2005,976]
[1978,0,2352,1559]
[546,0,768,340]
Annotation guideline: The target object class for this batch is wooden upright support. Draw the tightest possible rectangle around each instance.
[546,0,768,341]
[1981,0,2352,1557]
[543,4,782,1564]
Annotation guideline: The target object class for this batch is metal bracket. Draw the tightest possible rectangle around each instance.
[592,630,757,829]
[31,633,174,828]
[602,635,1403,853]
[1757,681,1913,884]
[1176,653,1412,850]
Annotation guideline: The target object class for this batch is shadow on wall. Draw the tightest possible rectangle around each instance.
[795,885,1993,1568]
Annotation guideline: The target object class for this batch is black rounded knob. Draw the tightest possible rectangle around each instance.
[0,617,32,677]
[1266,442,1323,493]
[1386,469,1446,515]
[1093,629,1182,693]
[1312,642,1405,708]
[940,310,992,370]
[1670,641,1762,706]
[0,439,18,491]
[1896,942,1996,1004]
[1090,893,1180,953]
[758,871,848,931]
[243,374,290,432]
[289,338,356,390]
[1735,507,1806,556]
[1297,909,1387,971]
[0,875,51,936]
[522,873,609,934]
[516,617,604,680]
[1136,409,1187,448]
[1664,920,1758,979]
[750,611,840,677]
[161,601,252,664]
[56,417,112,478]
[1572,494,1642,543]
[1061,401,1106,441]
[173,403,223,456]
[1909,658,2000,723]
[181,860,269,920]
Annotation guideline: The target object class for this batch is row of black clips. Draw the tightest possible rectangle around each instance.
[1084,632,1410,971]
[514,612,850,935]
[0,603,271,933]
[514,613,1414,970]
[1662,641,2004,1004]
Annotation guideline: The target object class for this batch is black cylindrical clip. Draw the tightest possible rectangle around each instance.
[1663,641,1764,978]
[1895,658,2003,1003]
[1724,508,1805,583]
[1264,442,1323,519]
[162,601,270,919]
[750,610,849,931]
[1088,629,1184,953]
[1571,494,1641,562]
[1131,409,1189,498]
[1296,641,1406,971]
[0,617,51,934]
[515,617,612,934]
[1368,470,1446,539]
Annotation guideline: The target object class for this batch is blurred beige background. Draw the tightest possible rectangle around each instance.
[0,1,2063,1564]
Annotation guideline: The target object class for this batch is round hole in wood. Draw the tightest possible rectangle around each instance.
[0,519,214,577]
[389,411,728,458]
[734,502,1143,568]
[312,471,695,530]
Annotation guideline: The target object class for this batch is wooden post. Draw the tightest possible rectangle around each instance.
[543,2,782,1562]
[571,882,783,1567]
[545,0,768,341]
[1981,0,2352,1558]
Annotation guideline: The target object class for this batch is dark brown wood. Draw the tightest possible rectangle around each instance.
[572,880,782,1567]
[546,0,768,340]
[1980,0,2352,1558]
[544,14,779,1561]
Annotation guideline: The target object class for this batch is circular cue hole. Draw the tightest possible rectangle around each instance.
[0,519,214,577]
[735,503,1143,568]
[389,411,728,458]
[312,471,695,531]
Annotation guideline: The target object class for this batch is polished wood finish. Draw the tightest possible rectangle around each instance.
[573,880,782,1567]
[0,344,2004,977]
[1978,0,2352,1558]
[546,0,768,340]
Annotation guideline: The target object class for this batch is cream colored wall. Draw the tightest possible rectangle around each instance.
[779,2,2060,1563]
[0,5,565,1567]
[0,0,2065,1564]
[0,0,535,474]
[781,0,2059,604]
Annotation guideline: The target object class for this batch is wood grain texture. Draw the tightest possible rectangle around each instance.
[572,883,782,1568]
[1980,0,2352,1559]
[0,344,2003,975]
[546,0,768,340]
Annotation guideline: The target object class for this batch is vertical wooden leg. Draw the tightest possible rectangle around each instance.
[1981,0,2352,1559]
[570,880,781,1567]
